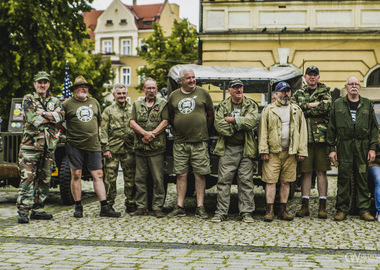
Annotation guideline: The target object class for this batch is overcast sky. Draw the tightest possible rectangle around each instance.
[90,0,200,28]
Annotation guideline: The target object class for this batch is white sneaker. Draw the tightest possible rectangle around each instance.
[376,212,380,222]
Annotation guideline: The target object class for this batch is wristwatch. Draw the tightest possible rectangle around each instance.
[42,111,46,117]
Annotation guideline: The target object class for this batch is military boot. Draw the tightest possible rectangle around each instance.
[278,203,294,221]
[100,205,121,218]
[296,198,310,217]
[17,213,29,224]
[318,199,327,219]
[264,203,275,222]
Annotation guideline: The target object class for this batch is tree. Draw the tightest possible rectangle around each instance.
[0,0,113,130]
[137,19,198,91]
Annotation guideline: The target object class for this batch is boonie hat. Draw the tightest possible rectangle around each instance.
[305,66,319,75]
[229,79,244,88]
[69,75,93,91]
[34,71,50,82]
[275,81,291,92]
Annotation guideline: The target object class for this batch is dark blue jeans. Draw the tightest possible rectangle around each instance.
[369,166,380,213]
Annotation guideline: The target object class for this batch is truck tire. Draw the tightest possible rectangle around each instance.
[59,155,74,205]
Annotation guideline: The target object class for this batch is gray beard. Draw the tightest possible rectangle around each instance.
[278,97,290,105]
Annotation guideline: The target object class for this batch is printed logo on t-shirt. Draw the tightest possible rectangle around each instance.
[76,105,94,122]
[231,109,241,118]
[178,96,197,114]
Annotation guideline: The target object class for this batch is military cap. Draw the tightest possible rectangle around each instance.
[229,79,244,88]
[34,71,50,82]
[305,66,319,75]
[275,81,291,92]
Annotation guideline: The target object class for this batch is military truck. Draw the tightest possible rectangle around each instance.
[163,64,303,198]
[0,98,90,205]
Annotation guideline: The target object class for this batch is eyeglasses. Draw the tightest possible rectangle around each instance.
[346,83,361,87]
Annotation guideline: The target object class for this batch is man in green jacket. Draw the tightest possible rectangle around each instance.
[327,76,378,221]
[129,78,169,218]
[100,84,136,213]
[211,80,258,223]
[291,66,331,219]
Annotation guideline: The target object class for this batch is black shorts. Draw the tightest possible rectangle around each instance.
[65,142,103,171]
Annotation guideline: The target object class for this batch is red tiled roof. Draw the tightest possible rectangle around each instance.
[83,9,104,40]
[125,1,166,30]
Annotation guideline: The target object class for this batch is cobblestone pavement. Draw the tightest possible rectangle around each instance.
[0,175,379,269]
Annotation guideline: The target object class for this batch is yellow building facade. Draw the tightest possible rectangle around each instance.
[85,0,181,103]
[199,0,380,92]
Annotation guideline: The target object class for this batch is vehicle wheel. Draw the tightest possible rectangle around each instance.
[59,155,74,205]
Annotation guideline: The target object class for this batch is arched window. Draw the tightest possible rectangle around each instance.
[367,67,380,87]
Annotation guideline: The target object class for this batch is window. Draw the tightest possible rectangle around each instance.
[139,39,148,52]
[120,19,127,24]
[121,39,131,55]
[121,67,131,85]
[367,68,380,87]
[102,40,112,54]
[106,20,113,25]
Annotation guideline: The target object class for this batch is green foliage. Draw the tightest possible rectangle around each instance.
[136,19,198,91]
[0,0,113,131]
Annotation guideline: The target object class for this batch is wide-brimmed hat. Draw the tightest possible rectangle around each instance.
[34,71,50,82]
[69,75,93,91]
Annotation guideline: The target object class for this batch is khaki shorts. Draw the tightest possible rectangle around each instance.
[300,143,331,173]
[173,141,211,175]
[262,151,297,183]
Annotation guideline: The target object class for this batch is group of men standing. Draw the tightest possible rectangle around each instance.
[16,66,379,223]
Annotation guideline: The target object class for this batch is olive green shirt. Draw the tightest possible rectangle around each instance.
[62,97,102,152]
[168,86,213,143]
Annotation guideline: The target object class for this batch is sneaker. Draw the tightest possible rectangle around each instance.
[17,214,29,224]
[74,205,83,218]
[376,212,380,222]
[130,208,149,216]
[126,203,137,213]
[154,210,165,218]
[100,205,121,218]
[241,213,254,223]
[195,206,208,219]
[30,211,53,220]
[211,215,227,223]
[167,205,186,218]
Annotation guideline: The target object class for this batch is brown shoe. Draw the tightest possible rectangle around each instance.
[333,212,347,221]
[154,210,165,218]
[318,199,327,219]
[278,203,293,221]
[130,208,148,216]
[264,203,275,222]
[360,211,375,221]
[296,198,310,217]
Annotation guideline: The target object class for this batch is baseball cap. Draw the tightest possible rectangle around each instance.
[34,71,50,82]
[305,66,319,75]
[229,79,244,88]
[275,81,291,92]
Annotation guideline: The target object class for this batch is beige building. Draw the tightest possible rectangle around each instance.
[199,0,380,92]
[84,0,181,103]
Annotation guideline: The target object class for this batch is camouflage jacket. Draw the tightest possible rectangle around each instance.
[20,92,64,151]
[291,83,331,143]
[100,102,134,154]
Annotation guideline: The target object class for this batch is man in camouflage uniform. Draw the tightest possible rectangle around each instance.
[100,84,136,213]
[291,66,331,219]
[17,71,65,223]
[130,78,169,218]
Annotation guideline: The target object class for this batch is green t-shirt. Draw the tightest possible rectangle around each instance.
[62,97,102,151]
[225,102,245,146]
[168,86,213,143]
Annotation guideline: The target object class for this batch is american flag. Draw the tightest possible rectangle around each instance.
[62,60,72,99]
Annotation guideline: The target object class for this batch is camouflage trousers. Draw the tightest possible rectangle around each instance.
[17,149,53,215]
[104,151,136,206]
